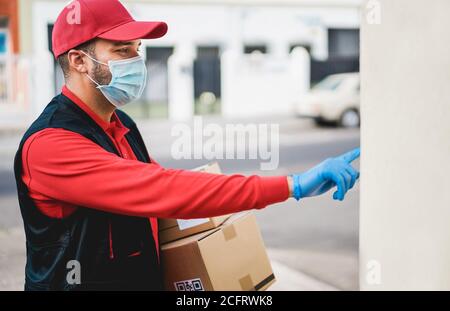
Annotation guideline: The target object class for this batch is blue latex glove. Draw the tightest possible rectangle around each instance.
[292,147,360,201]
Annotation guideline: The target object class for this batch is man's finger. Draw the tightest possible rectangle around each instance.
[345,167,356,189]
[339,147,360,163]
[341,170,352,193]
[332,174,346,201]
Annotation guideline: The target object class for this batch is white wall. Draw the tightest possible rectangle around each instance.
[221,47,310,118]
[360,0,450,290]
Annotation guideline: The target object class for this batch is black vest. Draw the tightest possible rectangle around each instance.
[13,94,163,291]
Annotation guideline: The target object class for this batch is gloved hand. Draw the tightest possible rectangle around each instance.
[292,147,360,201]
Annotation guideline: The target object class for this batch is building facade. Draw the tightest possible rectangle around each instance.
[1,0,362,124]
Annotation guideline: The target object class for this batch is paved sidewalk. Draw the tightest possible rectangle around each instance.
[268,259,338,291]
[0,227,25,291]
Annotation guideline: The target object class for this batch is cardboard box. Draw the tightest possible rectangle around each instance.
[158,162,230,244]
[161,212,276,291]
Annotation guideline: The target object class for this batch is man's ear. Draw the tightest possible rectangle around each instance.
[67,50,89,74]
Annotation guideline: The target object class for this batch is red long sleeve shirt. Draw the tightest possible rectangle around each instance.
[21,86,289,254]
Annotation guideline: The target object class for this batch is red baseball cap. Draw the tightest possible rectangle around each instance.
[52,0,168,58]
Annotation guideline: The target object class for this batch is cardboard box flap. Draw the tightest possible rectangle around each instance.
[161,226,222,250]
[161,213,249,249]
[191,161,222,174]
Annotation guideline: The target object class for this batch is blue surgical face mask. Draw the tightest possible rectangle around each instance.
[82,51,147,107]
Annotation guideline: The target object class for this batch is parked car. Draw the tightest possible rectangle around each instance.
[295,73,360,127]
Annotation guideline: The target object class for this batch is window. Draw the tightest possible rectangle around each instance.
[328,29,359,58]
[289,43,311,54]
[244,44,267,54]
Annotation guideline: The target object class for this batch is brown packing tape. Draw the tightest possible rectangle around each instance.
[222,224,237,241]
[239,274,255,291]
[255,274,276,291]
[239,273,275,291]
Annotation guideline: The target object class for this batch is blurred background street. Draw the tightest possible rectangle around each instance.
[0,0,362,291]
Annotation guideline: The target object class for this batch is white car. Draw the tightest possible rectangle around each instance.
[295,73,360,128]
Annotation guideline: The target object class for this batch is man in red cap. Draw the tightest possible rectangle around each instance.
[14,0,360,291]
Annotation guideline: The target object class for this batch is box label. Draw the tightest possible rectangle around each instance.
[177,218,209,230]
[174,278,205,291]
